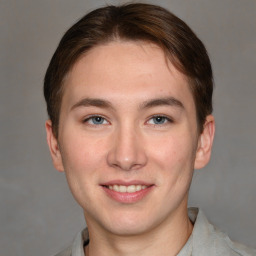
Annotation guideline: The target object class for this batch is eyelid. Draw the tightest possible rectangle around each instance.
[146,115,174,125]
[83,114,110,125]
[82,114,173,125]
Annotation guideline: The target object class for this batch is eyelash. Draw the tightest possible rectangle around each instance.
[82,115,173,126]
[83,115,109,125]
[147,115,173,126]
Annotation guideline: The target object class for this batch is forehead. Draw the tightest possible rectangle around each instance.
[62,41,195,111]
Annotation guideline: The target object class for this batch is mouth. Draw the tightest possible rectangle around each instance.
[101,181,154,203]
[104,184,149,193]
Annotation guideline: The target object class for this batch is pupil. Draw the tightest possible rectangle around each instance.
[154,116,164,124]
[93,116,103,124]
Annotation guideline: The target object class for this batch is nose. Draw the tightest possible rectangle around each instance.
[107,125,147,171]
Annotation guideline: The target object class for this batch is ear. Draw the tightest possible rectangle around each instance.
[45,120,64,172]
[194,115,215,170]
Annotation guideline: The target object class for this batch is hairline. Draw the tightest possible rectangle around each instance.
[54,39,201,137]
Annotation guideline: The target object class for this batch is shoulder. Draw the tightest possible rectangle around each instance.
[212,228,256,256]
[52,228,88,256]
[189,208,256,256]
[53,246,72,256]
[212,227,256,256]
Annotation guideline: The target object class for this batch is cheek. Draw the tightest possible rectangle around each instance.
[148,133,196,171]
[60,129,105,169]
[147,132,196,198]
[59,133,106,208]
[58,130,106,197]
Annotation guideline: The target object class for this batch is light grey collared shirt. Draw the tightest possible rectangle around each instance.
[54,208,256,256]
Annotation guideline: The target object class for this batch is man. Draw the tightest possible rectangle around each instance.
[44,3,255,256]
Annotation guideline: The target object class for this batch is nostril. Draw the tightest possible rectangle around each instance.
[106,134,147,171]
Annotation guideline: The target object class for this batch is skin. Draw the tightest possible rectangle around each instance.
[46,41,215,256]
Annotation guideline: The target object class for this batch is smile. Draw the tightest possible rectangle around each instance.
[107,184,148,193]
[101,182,154,203]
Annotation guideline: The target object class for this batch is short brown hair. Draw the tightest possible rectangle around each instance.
[44,3,213,136]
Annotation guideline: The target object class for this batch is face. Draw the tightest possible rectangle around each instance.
[46,41,214,237]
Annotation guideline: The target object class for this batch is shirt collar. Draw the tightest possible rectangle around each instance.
[72,208,203,256]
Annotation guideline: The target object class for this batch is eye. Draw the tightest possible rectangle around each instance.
[84,115,108,125]
[147,115,172,125]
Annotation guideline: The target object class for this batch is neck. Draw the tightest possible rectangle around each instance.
[84,205,193,256]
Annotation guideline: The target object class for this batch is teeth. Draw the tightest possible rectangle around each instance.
[119,185,126,192]
[127,185,136,193]
[107,184,148,193]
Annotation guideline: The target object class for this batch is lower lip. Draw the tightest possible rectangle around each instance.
[102,186,154,203]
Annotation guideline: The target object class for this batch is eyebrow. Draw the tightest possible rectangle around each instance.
[71,98,113,110]
[139,97,184,110]
[71,96,184,111]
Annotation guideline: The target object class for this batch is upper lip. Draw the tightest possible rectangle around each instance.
[101,180,153,186]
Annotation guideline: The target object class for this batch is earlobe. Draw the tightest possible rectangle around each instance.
[45,120,64,172]
[194,115,215,170]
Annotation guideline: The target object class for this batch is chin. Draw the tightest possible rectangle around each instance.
[107,222,152,237]
[101,211,162,237]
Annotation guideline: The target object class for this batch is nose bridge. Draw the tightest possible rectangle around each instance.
[107,121,147,171]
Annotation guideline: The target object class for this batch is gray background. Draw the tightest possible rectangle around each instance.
[0,0,255,255]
